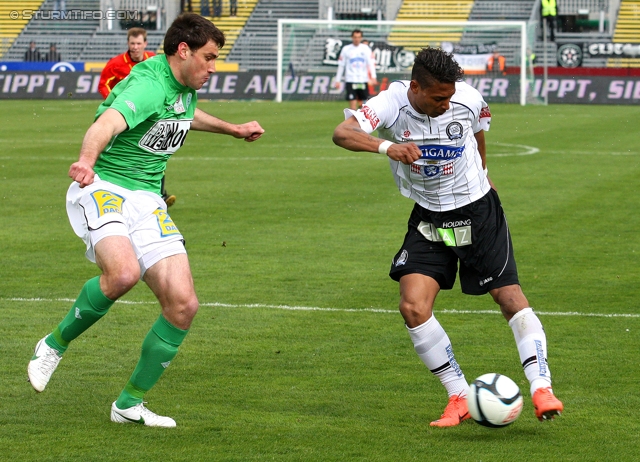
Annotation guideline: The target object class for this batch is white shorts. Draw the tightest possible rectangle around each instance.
[66,175,186,276]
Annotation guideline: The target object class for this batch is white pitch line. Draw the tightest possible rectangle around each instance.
[3,297,639,318]
[171,156,383,161]
[490,142,539,157]
[1,146,638,162]
[543,149,639,156]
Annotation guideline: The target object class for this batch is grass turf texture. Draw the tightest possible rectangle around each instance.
[1,100,639,461]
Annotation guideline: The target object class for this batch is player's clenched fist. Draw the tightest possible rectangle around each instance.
[68,161,95,188]
[239,121,264,142]
[387,143,422,165]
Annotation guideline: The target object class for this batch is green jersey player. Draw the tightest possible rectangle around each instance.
[28,13,264,427]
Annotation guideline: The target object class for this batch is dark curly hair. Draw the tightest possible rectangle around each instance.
[411,47,464,88]
[164,13,225,56]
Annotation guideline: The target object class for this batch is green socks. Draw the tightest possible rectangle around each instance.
[45,276,115,354]
[41,277,188,409]
[115,315,189,409]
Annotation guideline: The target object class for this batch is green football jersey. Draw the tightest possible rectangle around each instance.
[93,55,197,194]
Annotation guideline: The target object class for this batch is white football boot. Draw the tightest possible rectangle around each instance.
[28,336,62,392]
[110,402,177,428]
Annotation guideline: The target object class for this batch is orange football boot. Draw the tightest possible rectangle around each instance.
[430,394,471,427]
[532,387,564,421]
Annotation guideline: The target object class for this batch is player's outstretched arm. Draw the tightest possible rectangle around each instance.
[191,108,264,142]
[69,108,127,187]
[332,116,421,165]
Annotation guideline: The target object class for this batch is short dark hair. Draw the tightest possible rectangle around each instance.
[351,29,363,37]
[163,14,225,56]
[411,47,464,88]
[127,27,147,41]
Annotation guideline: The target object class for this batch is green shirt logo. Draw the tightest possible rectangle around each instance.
[139,119,192,153]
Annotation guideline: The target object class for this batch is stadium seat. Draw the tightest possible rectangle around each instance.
[463,0,537,67]
[225,0,319,70]
[388,0,475,50]
[4,0,101,62]
[189,0,260,63]
[0,1,44,58]
[609,0,640,67]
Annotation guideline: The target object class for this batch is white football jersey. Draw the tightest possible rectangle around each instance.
[335,43,377,83]
[345,80,492,212]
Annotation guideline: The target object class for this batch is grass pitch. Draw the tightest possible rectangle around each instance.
[1,99,639,461]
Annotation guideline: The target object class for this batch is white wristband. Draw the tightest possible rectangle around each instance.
[483,167,488,176]
[378,140,393,155]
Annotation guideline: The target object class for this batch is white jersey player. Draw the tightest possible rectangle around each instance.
[344,80,492,212]
[334,29,378,110]
[333,47,563,427]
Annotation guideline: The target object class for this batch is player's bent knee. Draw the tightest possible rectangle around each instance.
[399,300,432,327]
[183,297,199,320]
[102,269,140,298]
[490,285,529,319]
[164,298,198,329]
[177,295,200,320]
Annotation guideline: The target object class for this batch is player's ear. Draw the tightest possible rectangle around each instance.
[177,42,190,60]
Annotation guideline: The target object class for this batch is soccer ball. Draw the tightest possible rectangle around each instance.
[467,373,523,428]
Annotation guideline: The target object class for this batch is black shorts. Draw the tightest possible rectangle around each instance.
[345,82,369,101]
[389,189,520,295]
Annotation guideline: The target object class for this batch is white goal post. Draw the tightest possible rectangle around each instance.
[276,19,531,105]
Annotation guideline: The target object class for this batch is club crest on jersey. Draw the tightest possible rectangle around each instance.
[172,94,187,113]
[139,119,192,154]
[446,122,463,140]
[153,208,180,237]
[90,190,125,217]
[411,161,455,178]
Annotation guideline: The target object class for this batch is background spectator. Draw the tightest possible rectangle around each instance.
[24,41,41,62]
[213,0,223,17]
[53,0,66,13]
[541,0,557,41]
[486,49,506,75]
[180,0,193,12]
[45,43,62,62]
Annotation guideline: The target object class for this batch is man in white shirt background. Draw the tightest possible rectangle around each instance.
[334,29,378,110]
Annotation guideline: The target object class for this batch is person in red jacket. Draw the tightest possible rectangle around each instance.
[99,28,176,207]
[99,28,155,98]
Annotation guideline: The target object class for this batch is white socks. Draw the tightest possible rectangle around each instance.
[407,309,552,398]
[508,307,552,395]
[407,316,469,398]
